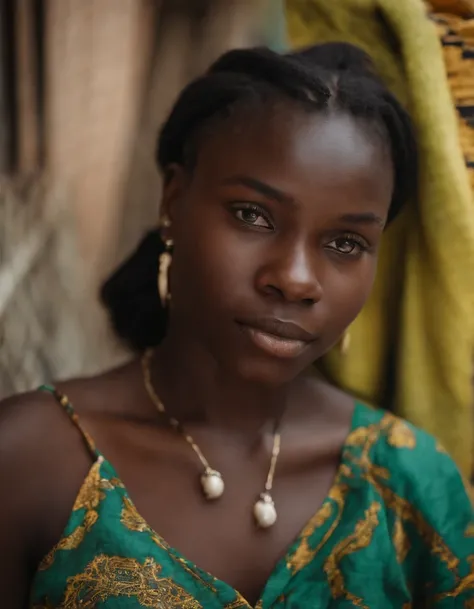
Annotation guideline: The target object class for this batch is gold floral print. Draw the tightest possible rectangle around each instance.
[287,484,349,574]
[38,458,116,572]
[380,413,416,445]
[352,413,474,605]
[109,477,125,488]
[432,568,474,604]
[120,496,217,592]
[173,557,218,593]
[352,415,462,576]
[38,513,98,571]
[286,500,332,573]
[386,419,416,449]
[323,502,381,608]
[393,517,411,564]
[345,426,371,448]
[121,495,165,545]
[373,480,460,574]
[63,555,202,608]
[288,413,416,578]
[31,394,474,609]
[357,418,457,561]
[295,411,471,605]
[73,457,105,511]
[151,532,171,551]
[121,496,149,533]
[224,593,251,608]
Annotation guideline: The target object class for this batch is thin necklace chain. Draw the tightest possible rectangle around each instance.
[142,349,211,471]
[265,430,281,493]
[141,348,281,492]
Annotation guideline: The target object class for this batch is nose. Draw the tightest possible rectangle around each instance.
[255,243,323,306]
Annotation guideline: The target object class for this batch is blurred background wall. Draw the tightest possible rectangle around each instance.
[0,0,285,396]
[1,0,472,405]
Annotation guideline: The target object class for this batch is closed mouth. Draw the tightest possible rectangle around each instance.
[235,317,316,343]
[235,317,317,359]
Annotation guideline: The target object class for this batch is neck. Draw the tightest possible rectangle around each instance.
[149,326,300,438]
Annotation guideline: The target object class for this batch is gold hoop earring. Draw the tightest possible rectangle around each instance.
[158,218,173,306]
[340,331,351,355]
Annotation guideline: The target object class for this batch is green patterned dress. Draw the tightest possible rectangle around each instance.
[30,387,474,608]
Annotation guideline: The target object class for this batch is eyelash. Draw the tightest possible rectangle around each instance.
[231,205,369,256]
[325,233,370,257]
[232,204,273,230]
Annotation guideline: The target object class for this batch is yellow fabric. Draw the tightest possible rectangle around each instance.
[285,0,474,477]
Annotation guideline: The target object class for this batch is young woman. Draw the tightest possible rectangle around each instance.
[1,43,472,608]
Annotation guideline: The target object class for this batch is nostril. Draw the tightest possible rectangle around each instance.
[262,285,285,300]
[302,297,316,307]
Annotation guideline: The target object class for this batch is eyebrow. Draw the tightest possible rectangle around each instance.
[223,175,385,225]
[339,212,385,226]
[222,175,295,206]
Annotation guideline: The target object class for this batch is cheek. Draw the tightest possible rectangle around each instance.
[170,219,253,312]
[324,258,378,328]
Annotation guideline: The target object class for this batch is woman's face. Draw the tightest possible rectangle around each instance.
[163,103,394,385]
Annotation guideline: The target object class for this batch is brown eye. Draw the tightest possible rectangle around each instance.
[234,206,272,229]
[333,239,357,254]
[326,234,368,256]
[240,210,259,223]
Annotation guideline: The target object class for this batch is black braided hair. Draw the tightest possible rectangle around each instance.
[101,42,418,352]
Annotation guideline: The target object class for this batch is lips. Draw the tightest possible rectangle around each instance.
[236,316,317,359]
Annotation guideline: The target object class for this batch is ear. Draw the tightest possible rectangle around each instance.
[159,164,188,231]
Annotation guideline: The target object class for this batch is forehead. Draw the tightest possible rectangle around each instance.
[192,103,394,218]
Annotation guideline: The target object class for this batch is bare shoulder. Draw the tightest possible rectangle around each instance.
[0,358,141,566]
[0,388,93,555]
[0,392,67,609]
[0,382,98,464]
[54,357,148,419]
[0,387,77,453]
[0,358,143,499]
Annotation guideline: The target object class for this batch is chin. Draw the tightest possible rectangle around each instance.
[231,355,309,387]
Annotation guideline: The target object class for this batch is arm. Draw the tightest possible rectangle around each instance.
[0,390,92,608]
[0,394,40,608]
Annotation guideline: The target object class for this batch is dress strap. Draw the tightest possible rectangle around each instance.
[39,385,100,459]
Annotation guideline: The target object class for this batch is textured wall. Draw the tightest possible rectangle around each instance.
[0,0,273,393]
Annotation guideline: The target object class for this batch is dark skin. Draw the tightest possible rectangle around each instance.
[0,102,394,607]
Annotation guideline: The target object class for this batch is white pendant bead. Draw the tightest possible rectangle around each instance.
[201,469,224,500]
[254,493,277,528]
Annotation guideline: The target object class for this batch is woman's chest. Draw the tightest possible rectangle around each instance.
[31,491,413,609]
[96,435,344,604]
[31,454,416,609]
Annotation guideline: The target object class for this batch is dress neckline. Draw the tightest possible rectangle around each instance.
[57,400,364,608]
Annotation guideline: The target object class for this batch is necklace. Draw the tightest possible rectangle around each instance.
[142,348,281,528]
